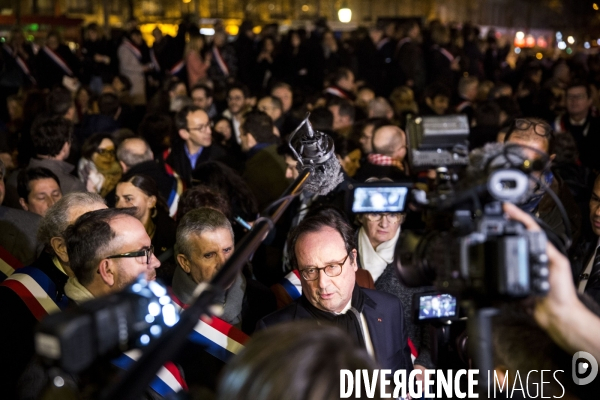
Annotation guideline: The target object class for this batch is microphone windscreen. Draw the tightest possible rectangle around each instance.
[302,157,344,196]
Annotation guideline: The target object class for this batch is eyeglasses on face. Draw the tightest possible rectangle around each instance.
[96,148,116,157]
[299,254,349,281]
[187,122,213,132]
[513,118,553,138]
[365,213,403,223]
[106,245,154,265]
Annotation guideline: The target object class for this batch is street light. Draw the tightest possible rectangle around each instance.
[338,1,351,23]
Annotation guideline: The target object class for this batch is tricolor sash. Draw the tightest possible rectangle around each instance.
[42,46,74,76]
[123,39,142,61]
[112,350,188,397]
[1,266,68,321]
[438,46,455,63]
[150,48,161,71]
[324,86,350,99]
[212,47,229,77]
[3,44,36,83]
[169,60,185,75]
[0,245,23,282]
[167,174,184,218]
[171,295,249,363]
[407,337,418,364]
[271,270,302,309]
[456,100,471,113]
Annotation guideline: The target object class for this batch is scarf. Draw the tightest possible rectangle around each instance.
[302,284,366,348]
[172,267,246,326]
[358,226,400,283]
[64,277,95,305]
[368,153,404,170]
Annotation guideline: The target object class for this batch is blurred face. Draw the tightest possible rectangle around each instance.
[77,89,90,107]
[323,32,336,48]
[227,89,245,115]
[183,110,212,148]
[191,88,212,110]
[182,228,234,284]
[47,35,59,50]
[591,179,600,236]
[338,148,361,177]
[361,213,402,249]
[264,38,274,53]
[108,216,160,291]
[291,33,301,48]
[131,33,143,46]
[329,105,351,131]
[258,97,282,121]
[272,87,293,113]
[337,71,355,93]
[7,99,22,121]
[566,86,592,119]
[88,29,99,41]
[171,83,187,98]
[296,227,357,314]
[359,124,374,154]
[214,119,232,140]
[115,182,156,224]
[91,138,116,170]
[21,178,62,217]
[356,88,375,110]
[284,154,299,179]
[428,95,449,115]
[112,77,125,92]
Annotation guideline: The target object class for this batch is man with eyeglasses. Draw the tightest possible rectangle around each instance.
[554,81,600,171]
[165,105,227,187]
[0,192,106,399]
[258,212,414,376]
[504,117,581,244]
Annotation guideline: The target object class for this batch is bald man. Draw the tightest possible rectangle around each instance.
[107,137,176,207]
[355,125,408,182]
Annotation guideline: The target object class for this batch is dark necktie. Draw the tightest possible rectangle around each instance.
[583,247,600,290]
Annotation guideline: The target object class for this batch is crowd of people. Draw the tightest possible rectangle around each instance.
[0,14,600,399]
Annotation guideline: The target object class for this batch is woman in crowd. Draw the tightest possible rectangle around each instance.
[78,133,122,197]
[185,34,210,88]
[355,178,434,372]
[115,174,177,285]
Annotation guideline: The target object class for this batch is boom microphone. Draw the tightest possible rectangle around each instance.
[288,114,344,196]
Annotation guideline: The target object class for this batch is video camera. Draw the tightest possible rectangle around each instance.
[348,115,553,302]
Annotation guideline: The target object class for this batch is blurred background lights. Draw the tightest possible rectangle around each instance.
[567,36,575,44]
[558,41,567,50]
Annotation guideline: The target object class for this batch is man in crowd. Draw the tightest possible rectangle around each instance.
[0,192,106,398]
[328,97,354,136]
[258,212,414,374]
[355,124,408,182]
[455,76,478,124]
[115,137,178,209]
[23,116,85,194]
[394,20,426,95]
[190,83,217,119]
[240,110,287,211]
[17,167,62,217]
[421,83,451,116]
[79,92,121,139]
[173,208,275,389]
[165,105,227,187]
[554,81,600,171]
[324,67,356,100]
[222,83,249,145]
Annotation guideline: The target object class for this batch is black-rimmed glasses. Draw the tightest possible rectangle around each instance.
[512,118,553,138]
[299,254,349,281]
[106,245,154,265]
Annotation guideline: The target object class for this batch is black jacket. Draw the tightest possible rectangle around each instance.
[164,139,229,188]
[257,287,414,373]
[106,160,175,208]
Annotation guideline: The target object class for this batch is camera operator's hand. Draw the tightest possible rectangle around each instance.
[503,202,600,360]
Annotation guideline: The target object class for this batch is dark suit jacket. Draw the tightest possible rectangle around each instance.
[570,235,600,305]
[165,139,229,188]
[257,288,414,373]
[0,206,41,266]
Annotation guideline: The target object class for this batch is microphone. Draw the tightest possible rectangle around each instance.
[287,114,344,196]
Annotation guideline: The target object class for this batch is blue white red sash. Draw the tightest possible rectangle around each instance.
[0,245,23,282]
[280,270,302,301]
[376,37,390,51]
[438,46,455,63]
[171,294,249,363]
[3,44,36,83]
[123,39,142,61]
[42,46,74,76]
[456,100,471,113]
[324,86,350,99]
[112,350,188,397]
[396,37,411,52]
[212,47,229,77]
[169,59,185,75]
[167,174,184,218]
[1,266,68,321]
[150,48,160,71]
